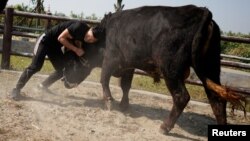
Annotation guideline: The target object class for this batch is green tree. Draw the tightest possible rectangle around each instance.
[54,12,66,17]
[114,0,124,12]
[30,0,45,14]
[85,14,98,20]
[13,3,31,12]
[30,0,46,27]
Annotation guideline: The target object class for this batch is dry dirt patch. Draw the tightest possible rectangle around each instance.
[0,70,249,141]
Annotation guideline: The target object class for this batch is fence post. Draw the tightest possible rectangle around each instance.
[1,8,14,69]
[45,11,52,30]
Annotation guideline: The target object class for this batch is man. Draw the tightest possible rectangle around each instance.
[11,20,104,100]
[0,0,8,12]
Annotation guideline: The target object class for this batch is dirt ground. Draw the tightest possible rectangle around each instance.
[0,70,249,141]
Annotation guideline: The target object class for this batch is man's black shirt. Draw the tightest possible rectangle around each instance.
[44,21,90,47]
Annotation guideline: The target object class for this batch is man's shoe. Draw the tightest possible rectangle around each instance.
[11,88,21,101]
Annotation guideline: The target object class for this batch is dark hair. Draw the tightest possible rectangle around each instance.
[92,26,105,40]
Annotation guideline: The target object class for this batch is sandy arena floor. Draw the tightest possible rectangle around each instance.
[0,70,249,141]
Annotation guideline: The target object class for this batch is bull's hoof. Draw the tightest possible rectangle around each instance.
[104,97,114,111]
[159,123,172,135]
[105,100,112,111]
[10,88,21,101]
[119,101,129,111]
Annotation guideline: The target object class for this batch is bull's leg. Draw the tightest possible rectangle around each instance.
[160,77,190,134]
[205,88,227,124]
[100,57,120,110]
[100,67,114,110]
[119,69,134,111]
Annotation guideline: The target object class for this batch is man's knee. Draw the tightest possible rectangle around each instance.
[26,65,42,74]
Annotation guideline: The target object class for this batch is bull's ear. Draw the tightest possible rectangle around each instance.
[102,12,112,24]
[105,12,112,17]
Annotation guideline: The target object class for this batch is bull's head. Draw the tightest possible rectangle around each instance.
[63,51,90,88]
[63,43,104,89]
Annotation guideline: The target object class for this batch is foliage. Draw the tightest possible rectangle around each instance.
[114,0,124,12]
[30,0,45,13]
[13,3,31,12]
[0,55,54,74]
[221,32,250,58]
[85,14,99,20]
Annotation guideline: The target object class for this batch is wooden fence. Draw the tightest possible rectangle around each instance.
[1,8,250,96]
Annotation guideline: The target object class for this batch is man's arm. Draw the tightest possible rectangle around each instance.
[58,29,84,56]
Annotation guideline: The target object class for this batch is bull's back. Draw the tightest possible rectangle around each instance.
[108,5,207,32]
[107,5,209,47]
[104,5,212,66]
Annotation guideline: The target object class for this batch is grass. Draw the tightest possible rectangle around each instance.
[8,55,53,74]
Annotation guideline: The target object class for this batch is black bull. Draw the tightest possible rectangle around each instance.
[63,5,244,133]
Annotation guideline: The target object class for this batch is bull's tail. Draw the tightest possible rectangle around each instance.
[191,8,246,114]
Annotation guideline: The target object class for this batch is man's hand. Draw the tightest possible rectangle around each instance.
[74,47,84,56]
[58,29,85,56]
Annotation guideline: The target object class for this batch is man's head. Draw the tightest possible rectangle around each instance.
[84,26,105,43]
